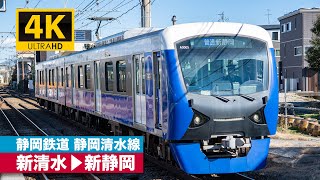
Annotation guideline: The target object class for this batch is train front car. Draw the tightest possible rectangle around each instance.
[161,22,278,174]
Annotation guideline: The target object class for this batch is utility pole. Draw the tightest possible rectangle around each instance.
[265,9,272,24]
[141,0,151,27]
[284,69,288,129]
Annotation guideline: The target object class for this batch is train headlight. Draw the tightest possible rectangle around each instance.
[189,109,210,128]
[249,107,266,124]
[194,116,201,125]
[252,114,260,122]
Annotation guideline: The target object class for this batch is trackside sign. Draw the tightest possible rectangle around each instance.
[16,9,74,51]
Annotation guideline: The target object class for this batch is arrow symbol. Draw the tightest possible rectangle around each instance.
[71,155,82,171]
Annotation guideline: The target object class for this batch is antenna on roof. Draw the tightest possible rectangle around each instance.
[218,12,229,22]
[265,9,272,24]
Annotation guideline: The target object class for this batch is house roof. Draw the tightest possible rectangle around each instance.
[259,24,280,30]
[278,8,320,21]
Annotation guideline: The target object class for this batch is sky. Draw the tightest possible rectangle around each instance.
[0,0,319,62]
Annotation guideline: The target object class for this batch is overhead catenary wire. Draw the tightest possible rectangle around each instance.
[75,0,96,18]
[75,0,87,10]
[0,0,40,48]
[34,0,41,8]
[75,0,114,23]
[100,0,156,29]
[76,0,130,26]
[79,0,155,30]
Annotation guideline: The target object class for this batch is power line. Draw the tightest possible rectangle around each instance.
[78,0,134,29]
[34,0,41,8]
[0,0,31,49]
[76,0,113,23]
[75,0,87,10]
[76,0,130,24]
[75,0,96,18]
[100,0,156,29]
[74,0,112,26]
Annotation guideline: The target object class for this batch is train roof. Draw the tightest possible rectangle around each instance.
[37,22,272,65]
[94,27,161,47]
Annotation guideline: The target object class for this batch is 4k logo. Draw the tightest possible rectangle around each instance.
[16,9,74,51]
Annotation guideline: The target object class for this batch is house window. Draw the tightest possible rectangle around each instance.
[286,22,291,32]
[272,32,279,41]
[116,60,126,92]
[281,24,286,33]
[275,49,280,57]
[294,46,302,56]
[281,22,292,33]
[105,62,114,91]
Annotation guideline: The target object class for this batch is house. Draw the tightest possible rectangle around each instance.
[278,8,320,91]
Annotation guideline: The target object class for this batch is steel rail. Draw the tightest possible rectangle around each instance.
[1,93,100,180]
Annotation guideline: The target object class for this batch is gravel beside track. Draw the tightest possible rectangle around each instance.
[5,91,257,180]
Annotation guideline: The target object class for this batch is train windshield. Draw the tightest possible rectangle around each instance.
[176,36,269,96]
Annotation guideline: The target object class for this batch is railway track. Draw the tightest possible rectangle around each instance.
[0,95,47,136]
[40,173,99,180]
[3,91,256,180]
[7,92,201,179]
[0,93,99,180]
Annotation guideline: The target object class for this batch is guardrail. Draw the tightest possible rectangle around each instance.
[278,114,320,137]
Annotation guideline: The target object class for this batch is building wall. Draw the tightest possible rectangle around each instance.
[279,9,320,91]
[259,25,282,89]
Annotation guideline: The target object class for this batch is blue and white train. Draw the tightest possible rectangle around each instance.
[35,22,279,174]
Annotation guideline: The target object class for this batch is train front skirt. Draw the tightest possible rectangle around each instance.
[170,138,270,174]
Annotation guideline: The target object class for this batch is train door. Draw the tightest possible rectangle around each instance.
[45,69,48,97]
[71,64,75,104]
[153,51,161,129]
[94,61,101,112]
[56,67,59,100]
[133,54,147,125]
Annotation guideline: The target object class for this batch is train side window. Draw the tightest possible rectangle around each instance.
[40,71,42,85]
[142,57,145,94]
[49,70,51,85]
[105,62,114,91]
[56,67,58,86]
[53,69,55,86]
[85,64,91,89]
[116,60,126,92]
[153,51,161,89]
[61,68,64,86]
[45,69,48,85]
[37,70,39,85]
[42,71,45,85]
[134,57,140,94]
[78,65,84,88]
[66,67,69,87]
[71,65,74,88]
